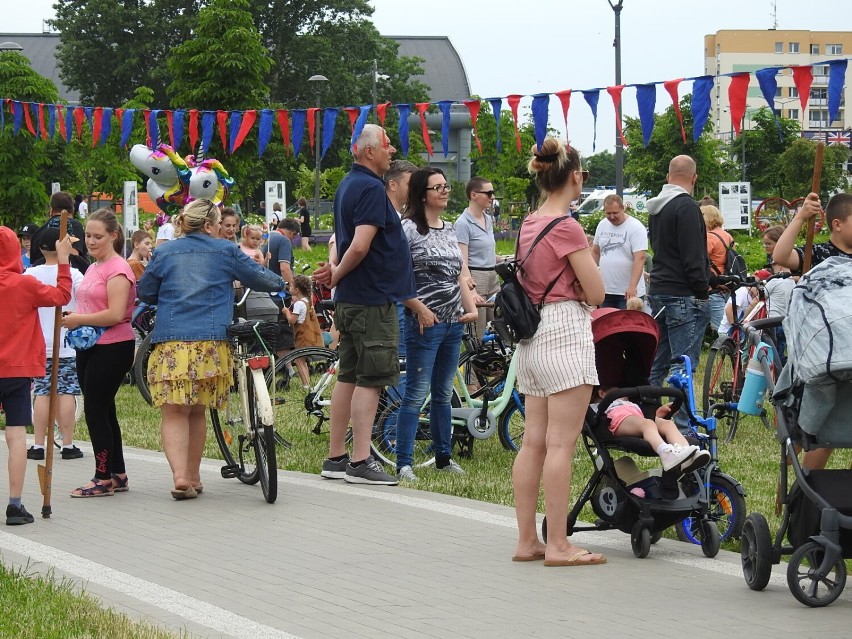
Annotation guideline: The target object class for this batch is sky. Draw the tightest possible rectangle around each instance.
[1,0,848,157]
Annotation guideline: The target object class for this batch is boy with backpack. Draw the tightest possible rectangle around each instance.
[24,227,86,461]
[0,226,73,525]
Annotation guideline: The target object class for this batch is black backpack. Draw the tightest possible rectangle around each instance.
[494,217,568,342]
[709,231,747,280]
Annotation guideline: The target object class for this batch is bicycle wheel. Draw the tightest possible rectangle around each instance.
[265,347,338,435]
[753,197,793,233]
[371,390,462,469]
[134,332,155,406]
[675,473,746,544]
[702,338,742,442]
[210,370,260,485]
[249,370,277,504]
[497,391,526,451]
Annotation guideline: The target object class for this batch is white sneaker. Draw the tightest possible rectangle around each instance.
[680,448,711,474]
[397,465,418,482]
[436,459,465,474]
[659,444,696,472]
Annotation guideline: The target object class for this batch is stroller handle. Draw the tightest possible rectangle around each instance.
[597,386,686,420]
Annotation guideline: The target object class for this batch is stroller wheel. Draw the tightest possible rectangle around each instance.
[741,513,773,591]
[649,530,663,545]
[631,522,651,559]
[699,519,721,558]
[787,541,847,607]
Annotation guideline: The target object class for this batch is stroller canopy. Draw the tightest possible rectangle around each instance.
[591,308,659,388]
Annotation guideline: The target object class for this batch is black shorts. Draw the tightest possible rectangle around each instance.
[0,377,32,426]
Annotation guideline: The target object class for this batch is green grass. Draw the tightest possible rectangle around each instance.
[0,563,183,639]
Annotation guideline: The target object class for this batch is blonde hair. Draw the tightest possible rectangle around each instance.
[701,205,724,230]
[174,199,220,236]
[88,208,125,254]
[527,137,580,194]
[241,224,262,241]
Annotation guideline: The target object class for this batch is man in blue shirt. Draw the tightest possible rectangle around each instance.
[267,218,300,355]
[314,124,425,485]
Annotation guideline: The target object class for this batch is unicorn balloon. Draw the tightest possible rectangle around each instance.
[129,143,234,211]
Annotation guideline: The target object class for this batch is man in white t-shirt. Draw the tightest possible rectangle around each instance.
[592,194,648,309]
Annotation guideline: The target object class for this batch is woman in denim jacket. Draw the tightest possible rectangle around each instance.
[138,199,285,499]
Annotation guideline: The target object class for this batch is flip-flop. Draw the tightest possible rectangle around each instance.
[170,486,198,500]
[512,552,546,562]
[543,550,607,567]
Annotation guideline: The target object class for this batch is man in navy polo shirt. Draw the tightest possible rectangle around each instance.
[314,124,425,486]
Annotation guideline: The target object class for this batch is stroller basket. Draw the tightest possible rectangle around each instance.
[788,470,852,557]
[226,321,278,350]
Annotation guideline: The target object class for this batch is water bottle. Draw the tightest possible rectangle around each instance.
[738,342,772,416]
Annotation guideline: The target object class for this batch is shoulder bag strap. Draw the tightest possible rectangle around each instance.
[515,216,567,266]
[709,231,731,248]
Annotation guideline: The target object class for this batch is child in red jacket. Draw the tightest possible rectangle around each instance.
[0,226,73,525]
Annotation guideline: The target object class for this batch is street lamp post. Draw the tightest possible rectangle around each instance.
[371,59,389,122]
[607,0,624,197]
[308,74,329,222]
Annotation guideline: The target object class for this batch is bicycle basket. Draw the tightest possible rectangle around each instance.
[226,320,278,349]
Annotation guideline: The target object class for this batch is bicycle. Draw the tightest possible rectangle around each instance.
[209,291,280,504]
[370,325,525,469]
[702,272,790,442]
[131,301,157,405]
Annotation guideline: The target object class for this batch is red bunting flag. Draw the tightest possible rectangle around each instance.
[506,94,523,153]
[663,79,686,143]
[343,107,359,135]
[607,85,629,147]
[56,105,66,140]
[143,109,152,146]
[416,102,433,156]
[376,102,390,127]
[188,109,199,152]
[307,107,319,155]
[232,109,256,154]
[37,103,47,140]
[554,90,572,140]
[23,102,36,136]
[92,106,103,147]
[216,111,228,152]
[276,109,290,154]
[463,99,483,153]
[792,66,814,115]
[166,110,175,148]
[728,73,750,135]
[73,107,85,140]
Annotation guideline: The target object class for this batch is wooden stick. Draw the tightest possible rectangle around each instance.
[38,210,69,518]
[801,141,825,274]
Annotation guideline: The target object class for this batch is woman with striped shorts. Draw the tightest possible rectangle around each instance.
[511,137,606,567]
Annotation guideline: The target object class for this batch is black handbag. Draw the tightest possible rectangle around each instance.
[494,216,568,342]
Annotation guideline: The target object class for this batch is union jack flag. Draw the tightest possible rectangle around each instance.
[827,130,851,146]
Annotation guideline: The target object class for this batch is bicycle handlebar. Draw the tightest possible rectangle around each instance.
[710,271,792,290]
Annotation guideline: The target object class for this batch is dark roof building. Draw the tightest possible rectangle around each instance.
[0,33,79,103]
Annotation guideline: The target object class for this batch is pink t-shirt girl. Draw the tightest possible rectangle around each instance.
[516,214,589,303]
[76,255,136,344]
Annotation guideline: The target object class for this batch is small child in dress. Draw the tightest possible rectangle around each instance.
[24,228,86,461]
[239,224,266,266]
[595,387,711,475]
[283,275,325,387]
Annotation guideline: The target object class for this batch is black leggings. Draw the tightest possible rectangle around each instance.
[76,340,134,481]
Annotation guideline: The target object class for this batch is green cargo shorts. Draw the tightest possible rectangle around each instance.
[334,302,400,387]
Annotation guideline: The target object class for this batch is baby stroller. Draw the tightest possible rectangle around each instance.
[543,308,730,559]
[740,257,852,607]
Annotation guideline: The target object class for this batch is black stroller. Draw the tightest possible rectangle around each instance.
[543,308,724,559]
[740,256,852,607]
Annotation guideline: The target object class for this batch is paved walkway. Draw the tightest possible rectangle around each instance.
[1,441,850,639]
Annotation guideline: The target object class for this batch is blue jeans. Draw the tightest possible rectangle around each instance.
[708,291,729,334]
[395,318,463,469]
[648,295,711,387]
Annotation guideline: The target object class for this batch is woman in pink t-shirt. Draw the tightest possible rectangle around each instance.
[511,138,606,567]
[61,208,136,498]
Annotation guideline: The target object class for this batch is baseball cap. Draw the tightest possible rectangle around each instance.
[18,223,38,237]
[754,269,772,281]
[38,227,61,252]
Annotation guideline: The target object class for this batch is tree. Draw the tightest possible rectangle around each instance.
[0,51,60,228]
[734,107,802,198]
[777,137,850,201]
[584,150,616,188]
[623,96,730,197]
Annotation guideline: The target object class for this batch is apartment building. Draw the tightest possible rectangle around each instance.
[705,30,851,141]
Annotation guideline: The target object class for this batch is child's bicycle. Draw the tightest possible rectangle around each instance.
[370,324,525,468]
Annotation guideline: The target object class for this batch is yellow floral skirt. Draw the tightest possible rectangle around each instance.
[147,340,233,409]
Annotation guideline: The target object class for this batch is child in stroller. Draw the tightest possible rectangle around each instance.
[593,387,710,475]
